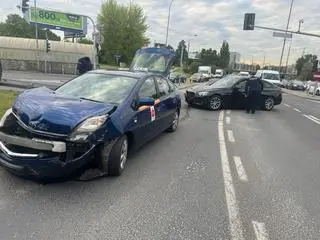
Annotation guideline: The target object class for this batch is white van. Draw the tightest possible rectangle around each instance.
[255,70,281,87]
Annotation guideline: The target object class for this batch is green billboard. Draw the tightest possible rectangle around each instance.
[29,7,85,32]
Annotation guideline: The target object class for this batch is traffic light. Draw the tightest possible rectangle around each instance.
[46,40,51,53]
[21,0,30,13]
[243,13,255,30]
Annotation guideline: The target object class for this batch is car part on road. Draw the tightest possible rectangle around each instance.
[264,97,275,111]
[209,95,222,111]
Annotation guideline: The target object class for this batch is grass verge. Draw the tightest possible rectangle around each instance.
[0,90,18,117]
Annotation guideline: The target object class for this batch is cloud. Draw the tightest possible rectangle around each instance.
[1,0,320,65]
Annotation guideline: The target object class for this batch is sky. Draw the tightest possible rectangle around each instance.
[1,0,320,65]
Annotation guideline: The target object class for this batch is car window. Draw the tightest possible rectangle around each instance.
[156,77,170,96]
[263,81,275,88]
[55,73,137,104]
[139,77,158,99]
[262,73,280,80]
[235,80,247,89]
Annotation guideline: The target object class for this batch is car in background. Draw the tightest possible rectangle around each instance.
[287,80,305,91]
[185,75,282,111]
[255,70,282,87]
[307,81,320,95]
[239,71,250,77]
[169,72,186,83]
[191,73,204,82]
[0,48,181,179]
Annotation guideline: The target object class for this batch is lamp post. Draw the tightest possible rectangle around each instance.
[187,34,198,54]
[278,0,294,73]
[165,0,174,46]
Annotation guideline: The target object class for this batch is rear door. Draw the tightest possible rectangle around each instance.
[154,76,177,130]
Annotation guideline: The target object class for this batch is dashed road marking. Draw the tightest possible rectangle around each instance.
[307,99,320,104]
[226,110,231,115]
[227,130,235,143]
[303,114,320,125]
[293,108,301,113]
[252,221,269,240]
[283,103,291,107]
[233,156,248,182]
[218,111,244,240]
[226,116,231,125]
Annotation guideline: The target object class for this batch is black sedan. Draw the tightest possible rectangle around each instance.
[287,80,305,91]
[185,75,282,111]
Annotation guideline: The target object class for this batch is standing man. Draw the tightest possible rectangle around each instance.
[245,76,263,114]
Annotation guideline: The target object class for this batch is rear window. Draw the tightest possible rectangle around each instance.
[262,73,280,81]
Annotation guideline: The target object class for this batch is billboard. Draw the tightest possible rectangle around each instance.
[29,7,87,34]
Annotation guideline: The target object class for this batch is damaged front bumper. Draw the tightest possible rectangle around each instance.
[0,110,98,178]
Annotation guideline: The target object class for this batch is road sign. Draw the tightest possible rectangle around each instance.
[273,32,292,38]
[29,7,87,33]
[243,13,255,30]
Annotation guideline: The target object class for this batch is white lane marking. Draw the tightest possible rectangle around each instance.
[218,111,244,240]
[283,103,291,107]
[293,108,301,113]
[252,221,269,240]
[307,99,320,104]
[226,116,231,125]
[303,114,320,125]
[233,156,248,182]
[309,115,320,121]
[226,110,231,115]
[227,130,235,143]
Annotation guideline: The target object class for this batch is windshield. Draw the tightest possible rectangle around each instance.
[55,73,137,104]
[262,73,280,80]
[211,75,241,88]
[131,53,168,73]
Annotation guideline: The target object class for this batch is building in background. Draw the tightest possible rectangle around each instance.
[188,51,200,60]
[229,52,241,70]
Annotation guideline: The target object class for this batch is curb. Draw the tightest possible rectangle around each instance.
[178,83,199,90]
[0,80,57,90]
[282,89,320,102]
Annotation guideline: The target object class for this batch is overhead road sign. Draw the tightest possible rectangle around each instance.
[273,32,292,38]
[29,7,87,34]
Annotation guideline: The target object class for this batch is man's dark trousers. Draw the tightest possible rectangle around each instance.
[246,91,259,114]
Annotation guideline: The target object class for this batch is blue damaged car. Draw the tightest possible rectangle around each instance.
[0,48,181,178]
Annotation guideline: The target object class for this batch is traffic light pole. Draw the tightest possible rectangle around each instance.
[254,25,320,38]
[34,0,39,70]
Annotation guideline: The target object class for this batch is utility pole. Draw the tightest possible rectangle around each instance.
[165,0,174,46]
[34,0,39,70]
[285,40,292,74]
[279,0,294,73]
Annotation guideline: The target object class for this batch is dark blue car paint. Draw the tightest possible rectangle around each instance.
[0,64,181,177]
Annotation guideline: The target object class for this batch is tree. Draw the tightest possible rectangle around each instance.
[256,64,261,71]
[219,40,230,68]
[77,38,93,45]
[296,54,317,78]
[98,0,148,65]
[199,48,218,66]
[175,40,188,66]
[0,14,60,41]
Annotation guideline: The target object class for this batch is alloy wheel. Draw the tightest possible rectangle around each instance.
[209,96,222,110]
[265,97,274,110]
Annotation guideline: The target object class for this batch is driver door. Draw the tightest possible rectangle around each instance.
[232,79,248,109]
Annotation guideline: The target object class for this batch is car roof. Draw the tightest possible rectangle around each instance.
[89,69,153,79]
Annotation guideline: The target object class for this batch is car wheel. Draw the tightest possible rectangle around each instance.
[167,109,179,132]
[208,95,222,111]
[264,97,274,111]
[316,90,320,96]
[99,135,128,176]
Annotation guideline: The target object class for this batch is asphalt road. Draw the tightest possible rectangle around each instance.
[0,91,319,240]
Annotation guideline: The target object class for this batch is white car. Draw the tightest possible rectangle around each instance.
[255,70,281,87]
[307,82,320,95]
[239,71,250,77]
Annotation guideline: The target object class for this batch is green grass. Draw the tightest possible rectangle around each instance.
[0,90,18,117]
[99,64,120,70]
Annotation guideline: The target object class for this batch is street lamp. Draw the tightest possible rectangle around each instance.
[187,34,198,54]
[298,19,304,32]
[165,0,174,46]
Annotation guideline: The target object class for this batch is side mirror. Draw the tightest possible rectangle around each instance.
[138,97,155,107]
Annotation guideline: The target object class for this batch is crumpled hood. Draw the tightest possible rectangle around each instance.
[189,82,225,92]
[12,87,115,135]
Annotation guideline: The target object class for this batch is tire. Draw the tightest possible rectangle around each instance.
[208,95,222,111]
[167,109,179,132]
[264,97,274,111]
[99,135,128,176]
[316,90,320,96]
